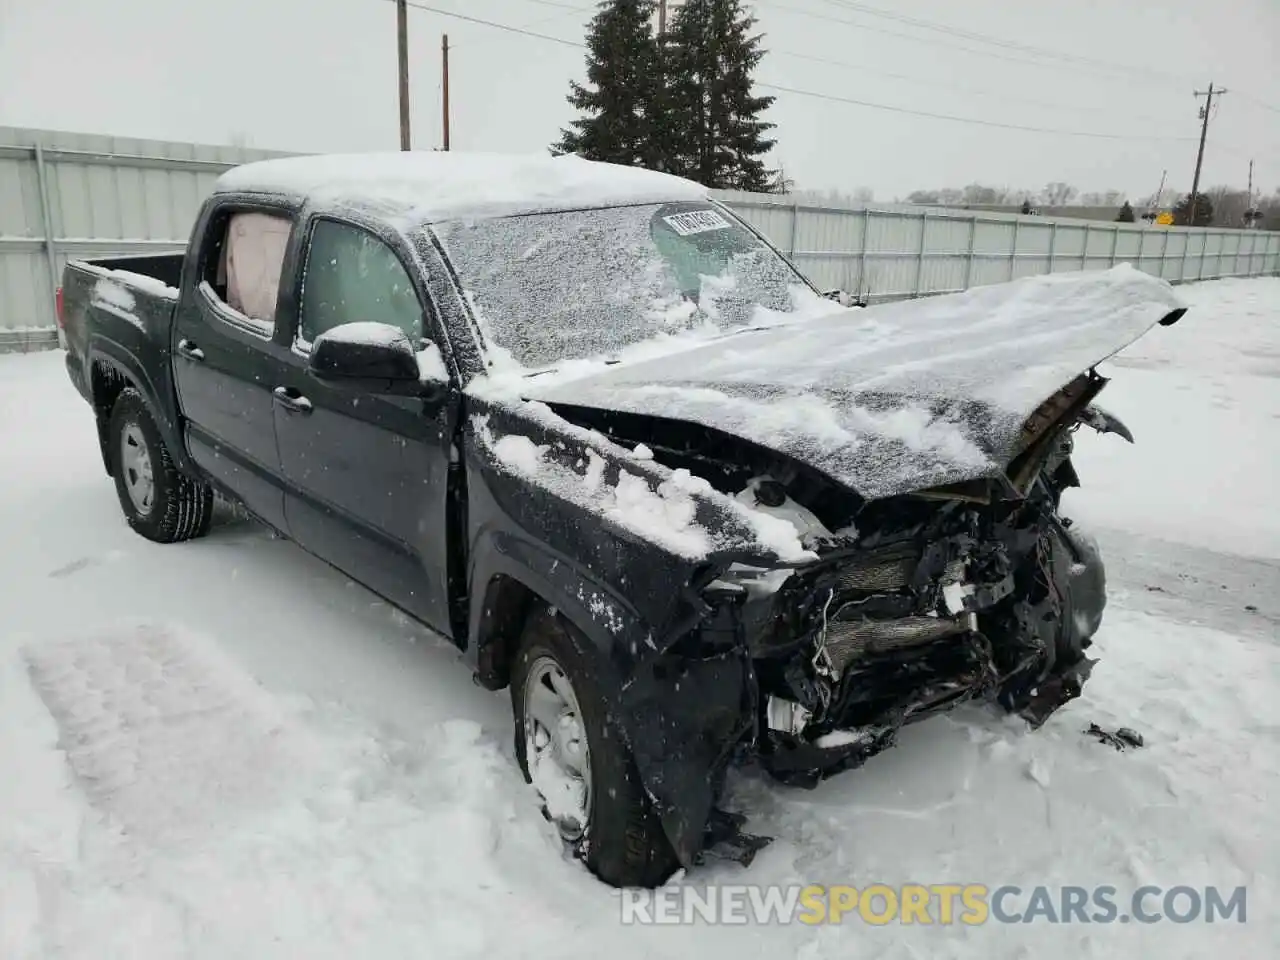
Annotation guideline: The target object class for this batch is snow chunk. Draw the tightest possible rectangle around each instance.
[492,434,549,475]
[104,268,179,300]
[89,277,144,331]
[315,320,410,348]
[478,413,712,559]
[78,261,179,301]
[417,341,449,381]
[91,276,135,313]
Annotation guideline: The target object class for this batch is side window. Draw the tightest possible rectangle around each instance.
[204,209,292,336]
[298,220,425,347]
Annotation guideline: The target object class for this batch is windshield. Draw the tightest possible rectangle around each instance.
[434,201,816,370]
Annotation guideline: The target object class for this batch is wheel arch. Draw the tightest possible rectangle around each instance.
[87,343,192,477]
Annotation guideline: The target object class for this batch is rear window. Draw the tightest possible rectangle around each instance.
[435,202,813,370]
[201,208,293,336]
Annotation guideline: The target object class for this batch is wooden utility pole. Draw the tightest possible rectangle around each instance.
[397,0,411,150]
[658,0,668,35]
[442,34,451,151]
[1188,82,1227,225]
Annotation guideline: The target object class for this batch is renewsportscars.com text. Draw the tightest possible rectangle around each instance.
[618,884,1247,926]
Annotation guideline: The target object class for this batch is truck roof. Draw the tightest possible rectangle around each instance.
[212,152,708,225]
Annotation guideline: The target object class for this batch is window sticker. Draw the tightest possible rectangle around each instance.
[661,209,732,236]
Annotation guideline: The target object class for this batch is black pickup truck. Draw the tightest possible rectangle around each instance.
[59,152,1186,887]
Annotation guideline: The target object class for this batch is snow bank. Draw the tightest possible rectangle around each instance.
[1064,276,1280,559]
[214,152,705,225]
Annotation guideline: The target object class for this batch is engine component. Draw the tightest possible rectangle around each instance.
[821,613,973,674]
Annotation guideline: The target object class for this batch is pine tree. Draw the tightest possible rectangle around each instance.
[663,0,777,191]
[1115,200,1136,223]
[553,1,661,168]
[1173,191,1214,227]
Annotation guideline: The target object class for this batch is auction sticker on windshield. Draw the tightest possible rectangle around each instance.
[662,210,731,236]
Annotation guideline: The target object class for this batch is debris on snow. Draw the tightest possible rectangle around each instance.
[1084,723,1146,751]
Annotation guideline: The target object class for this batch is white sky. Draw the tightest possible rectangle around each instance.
[1,0,1276,200]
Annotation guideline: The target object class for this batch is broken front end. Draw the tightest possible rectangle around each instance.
[702,391,1110,788]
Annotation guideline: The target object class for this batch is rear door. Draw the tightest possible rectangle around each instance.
[272,215,458,635]
[172,199,298,530]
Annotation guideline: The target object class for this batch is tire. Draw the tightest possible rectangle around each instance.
[108,388,213,544]
[511,609,678,888]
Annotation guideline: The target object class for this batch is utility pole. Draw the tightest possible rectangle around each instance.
[1144,168,1167,223]
[1244,159,1262,229]
[397,0,411,151]
[441,34,451,151]
[1188,82,1227,225]
[658,0,667,36]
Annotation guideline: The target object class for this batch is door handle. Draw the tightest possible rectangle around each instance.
[176,339,205,362]
[273,386,313,415]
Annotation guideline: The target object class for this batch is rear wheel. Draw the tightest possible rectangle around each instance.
[511,609,678,888]
[108,388,213,543]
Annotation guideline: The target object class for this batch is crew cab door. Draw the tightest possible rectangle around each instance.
[272,215,458,637]
[172,200,298,530]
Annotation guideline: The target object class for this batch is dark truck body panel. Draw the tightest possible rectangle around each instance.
[60,253,189,476]
[62,154,1188,875]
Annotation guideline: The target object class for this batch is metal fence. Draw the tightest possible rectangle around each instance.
[716,189,1280,303]
[2,125,1278,351]
[0,127,288,351]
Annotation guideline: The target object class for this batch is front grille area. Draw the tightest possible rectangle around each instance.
[823,613,970,673]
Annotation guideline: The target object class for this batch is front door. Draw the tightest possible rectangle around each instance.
[272,216,456,636]
[172,204,296,530]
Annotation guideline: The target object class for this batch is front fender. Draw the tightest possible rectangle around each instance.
[463,401,775,868]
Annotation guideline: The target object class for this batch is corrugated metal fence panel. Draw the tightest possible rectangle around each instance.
[0,126,291,346]
[1,132,1277,349]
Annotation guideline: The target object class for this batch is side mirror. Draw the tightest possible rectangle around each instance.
[309,322,430,396]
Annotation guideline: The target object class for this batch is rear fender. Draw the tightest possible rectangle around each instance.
[88,341,192,475]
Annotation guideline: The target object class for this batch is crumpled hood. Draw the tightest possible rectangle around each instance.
[523,265,1187,500]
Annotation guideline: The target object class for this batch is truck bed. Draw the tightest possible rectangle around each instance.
[60,254,187,469]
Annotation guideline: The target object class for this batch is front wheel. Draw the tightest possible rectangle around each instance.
[108,388,213,543]
[511,609,678,888]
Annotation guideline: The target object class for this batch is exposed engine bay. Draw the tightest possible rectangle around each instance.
[552,372,1124,790]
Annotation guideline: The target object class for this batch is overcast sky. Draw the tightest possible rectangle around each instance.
[1,0,1275,200]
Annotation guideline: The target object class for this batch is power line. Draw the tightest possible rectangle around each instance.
[767,48,1177,125]
[387,0,589,49]
[797,0,1280,115]
[755,80,1201,142]
[380,0,1264,154]
[811,0,1201,87]
[760,0,1197,89]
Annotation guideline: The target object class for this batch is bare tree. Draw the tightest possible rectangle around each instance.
[1041,181,1078,206]
[1205,185,1252,226]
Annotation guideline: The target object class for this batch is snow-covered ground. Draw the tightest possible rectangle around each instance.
[1,277,1277,959]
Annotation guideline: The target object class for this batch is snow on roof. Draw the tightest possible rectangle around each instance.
[213,152,707,224]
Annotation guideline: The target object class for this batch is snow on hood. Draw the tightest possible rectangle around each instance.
[518,265,1188,500]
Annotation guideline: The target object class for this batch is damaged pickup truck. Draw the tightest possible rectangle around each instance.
[58,152,1186,889]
